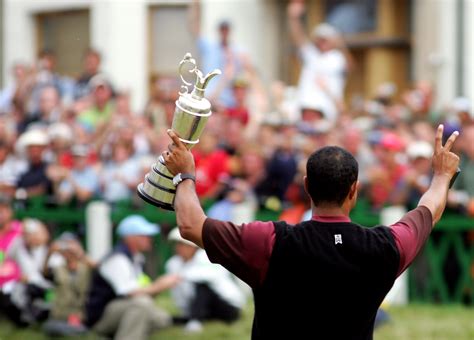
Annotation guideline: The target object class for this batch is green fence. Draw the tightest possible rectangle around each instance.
[13,197,474,304]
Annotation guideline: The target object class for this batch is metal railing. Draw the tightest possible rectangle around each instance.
[13,197,474,304]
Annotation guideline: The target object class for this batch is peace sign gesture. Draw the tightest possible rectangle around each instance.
[432,125,460,179]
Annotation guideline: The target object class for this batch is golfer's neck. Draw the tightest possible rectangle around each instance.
[312,205,349,217]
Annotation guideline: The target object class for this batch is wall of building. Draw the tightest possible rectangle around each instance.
[413,0,472,108]
[464,0,473,100]
[0,0,3,88]
[3,0,281,110]
[3,0,471,109]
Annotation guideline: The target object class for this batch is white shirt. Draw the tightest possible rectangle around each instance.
[297,43,346,122]
[0,156,27,186]
[99,252,144,296]
[166,249,245,315]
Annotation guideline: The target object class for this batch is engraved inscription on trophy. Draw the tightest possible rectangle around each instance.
[137,53,220,210]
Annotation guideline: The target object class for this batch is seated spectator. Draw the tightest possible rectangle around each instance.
[15,129,53,199]
[0,139,27,198]
[166,228,245,332]
[42,232,95,337]
[450,124,474,215]
[77,74,113,133]
[46,123,74,168]
[366,132,407,210]
[401,141,433,209]
[28,85,62,127]
[5,218,52,325]
[224,79,250,126]
[255,143,298,209]
[75,48,102,100]
[192,133,230,199]
[100,142,141,203]
[57,145,99,205]
[85,215,176,340]
[0,196,22,294]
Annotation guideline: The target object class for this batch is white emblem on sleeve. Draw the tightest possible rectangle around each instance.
[334,234,342,245]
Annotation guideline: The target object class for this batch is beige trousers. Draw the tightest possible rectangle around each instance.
[93,295,171,340]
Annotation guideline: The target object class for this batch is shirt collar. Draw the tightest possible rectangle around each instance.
[312,215,351,223]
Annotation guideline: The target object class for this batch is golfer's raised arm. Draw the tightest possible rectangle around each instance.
[418,124,460,226]
[163,130,206,248]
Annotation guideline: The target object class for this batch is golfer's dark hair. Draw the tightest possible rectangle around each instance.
[306,146,358,206]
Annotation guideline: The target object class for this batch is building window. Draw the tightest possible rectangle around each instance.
[325,0,377,34]
[36,10,90,77]
[150,5,196,77]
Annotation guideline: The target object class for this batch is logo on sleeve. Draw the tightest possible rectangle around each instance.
[334,234,342,245]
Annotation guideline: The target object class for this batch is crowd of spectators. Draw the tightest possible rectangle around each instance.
[0,0,473,337]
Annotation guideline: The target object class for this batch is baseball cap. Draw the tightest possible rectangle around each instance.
[380,132,405,152]
[89,74,110,89]
[18,129,50,147]
[451,97,471,115]
[312,23,339,39]
[71,144,89,157]
[407,141,433,159]
[117,215,160,237]
[168,227,198,248]
[48,123,73,142]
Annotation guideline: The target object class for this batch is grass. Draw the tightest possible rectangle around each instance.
[0,298,473,340]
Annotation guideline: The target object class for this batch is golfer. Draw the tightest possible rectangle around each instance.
[162,125,459,339]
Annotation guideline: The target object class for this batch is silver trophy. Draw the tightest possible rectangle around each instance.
[137,53,220,210]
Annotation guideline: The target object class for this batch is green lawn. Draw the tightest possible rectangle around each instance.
[0,299,473,340]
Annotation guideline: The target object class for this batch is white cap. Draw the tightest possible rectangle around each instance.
[168,227,198,247]
[407,141,433,159]
[312,23,339,39]
[48,123,73,141]
[451,97,471,115]
[17,129,49,148]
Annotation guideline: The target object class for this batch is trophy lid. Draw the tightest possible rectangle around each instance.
[178,53,221,100]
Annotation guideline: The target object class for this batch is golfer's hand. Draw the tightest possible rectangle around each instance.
[162,129,195,176]
[432,125,460,179]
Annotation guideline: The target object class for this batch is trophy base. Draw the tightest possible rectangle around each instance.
[137,183,175,211]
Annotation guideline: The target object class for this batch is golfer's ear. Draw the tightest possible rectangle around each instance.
[303,176,309,195]
[348,181,358,199]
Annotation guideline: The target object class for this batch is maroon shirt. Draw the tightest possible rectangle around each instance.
[203,206,433,288]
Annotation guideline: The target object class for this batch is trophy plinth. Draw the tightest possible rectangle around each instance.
[137,53,220,210]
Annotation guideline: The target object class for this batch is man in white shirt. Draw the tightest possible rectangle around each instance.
[85,215,179,340]
[166,227,245,332]
[287,1,351,123]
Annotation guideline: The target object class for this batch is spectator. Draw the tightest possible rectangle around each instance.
[166,228,244,333]
[77,74,113,133]
[6,218,52,325]
[42,232,95,337]
[75,48,102,100]
[15,129,53,199]
[85,215,176,340]
[28,50,66,113]
[100,142,141,203]
[192,133,230,199]
[0,63,33,115]
[47,122,74,168]
[224,79,250,126]
[287,1,350,122]
[28,86,62,127]
[402,141,434,209]
[0,196,23,291]
[450,124,474,216]
[57,145,100,205]
[189,0,251,107]
[0,139,27,198]
[367,132,407,209]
